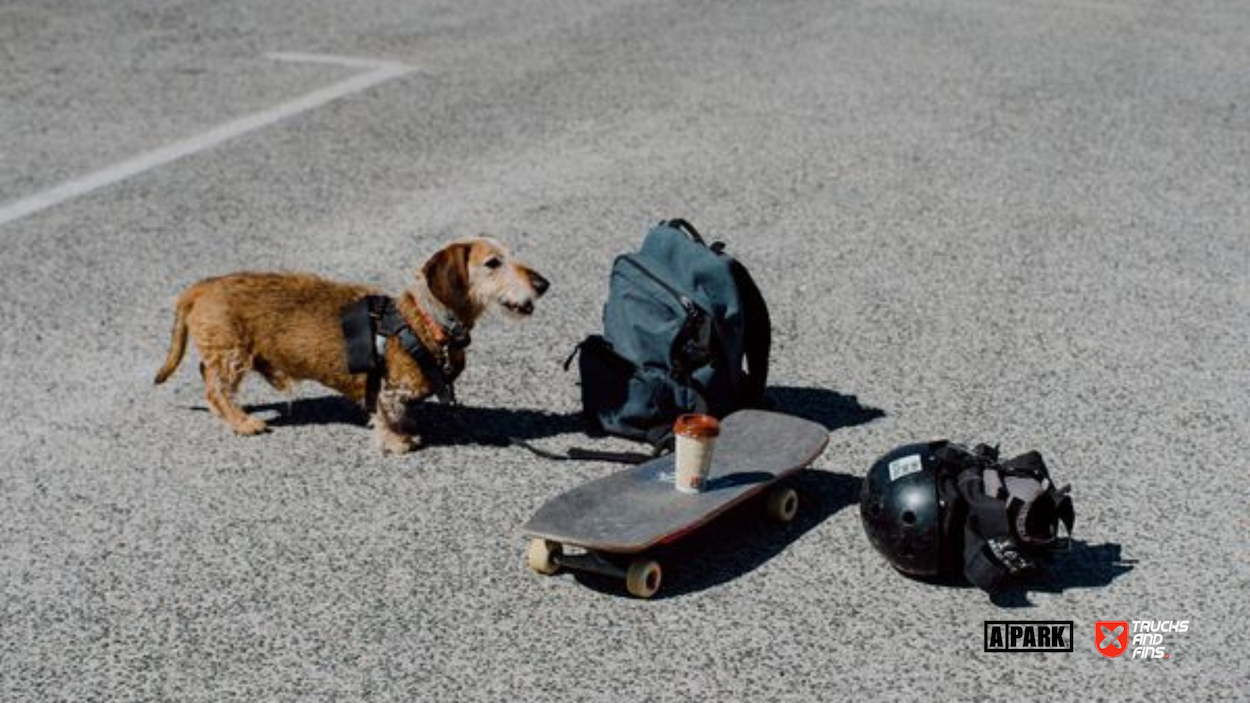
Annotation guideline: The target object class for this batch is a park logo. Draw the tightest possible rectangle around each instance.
[984,621,1074,652]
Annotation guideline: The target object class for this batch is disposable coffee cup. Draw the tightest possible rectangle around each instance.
[674,414,720,494]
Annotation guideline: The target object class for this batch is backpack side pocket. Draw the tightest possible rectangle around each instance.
[574,334,707,444]
[574,335,635,436]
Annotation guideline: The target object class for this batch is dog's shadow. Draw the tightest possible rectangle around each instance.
[567,470,863,599]
[222,383,882,445]
[408,403,584,445]
[231,396,585,443]
[186,396,371,427]
[234,396,369,428]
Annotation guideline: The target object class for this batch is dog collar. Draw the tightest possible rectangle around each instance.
[405,292,470,350]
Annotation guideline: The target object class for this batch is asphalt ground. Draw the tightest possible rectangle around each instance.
[1,0,1247,700]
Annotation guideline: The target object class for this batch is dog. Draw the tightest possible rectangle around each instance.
[154,237,549,453]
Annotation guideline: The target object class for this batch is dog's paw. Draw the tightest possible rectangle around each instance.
[233,416,269,436]
[379,435,415,455]
[375,428,421,455]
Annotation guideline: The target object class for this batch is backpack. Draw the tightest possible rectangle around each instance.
[571,219,771,448]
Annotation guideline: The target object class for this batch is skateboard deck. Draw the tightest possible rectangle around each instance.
[522,409,828,597]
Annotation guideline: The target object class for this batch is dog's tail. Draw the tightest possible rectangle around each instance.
[154,292,193,384]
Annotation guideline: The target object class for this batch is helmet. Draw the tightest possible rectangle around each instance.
[859,441,954,576]
[860,440,1075,591]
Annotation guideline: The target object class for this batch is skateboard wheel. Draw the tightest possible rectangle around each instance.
[766,487,799,523]
[526,539,562,575]
[625,559,662,599]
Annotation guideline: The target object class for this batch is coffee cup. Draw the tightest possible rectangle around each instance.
[673,414,720,493]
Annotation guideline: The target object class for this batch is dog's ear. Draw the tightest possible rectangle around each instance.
[422,242,471,306]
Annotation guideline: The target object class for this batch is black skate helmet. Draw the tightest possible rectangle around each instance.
[859,441,955,576]
[860,440,1074,591]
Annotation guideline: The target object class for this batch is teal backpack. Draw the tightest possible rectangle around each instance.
[571,219,771,448]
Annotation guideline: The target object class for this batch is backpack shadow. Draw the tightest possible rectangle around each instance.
[568,469,863,599]
[764,385,886,431]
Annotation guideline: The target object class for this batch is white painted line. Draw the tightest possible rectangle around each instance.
[267,52,407,70]
[0,53,413,228]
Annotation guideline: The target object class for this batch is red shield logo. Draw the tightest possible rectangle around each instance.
[1096,621,1129,658]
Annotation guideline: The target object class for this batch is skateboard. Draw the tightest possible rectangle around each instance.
[521,409,829,598]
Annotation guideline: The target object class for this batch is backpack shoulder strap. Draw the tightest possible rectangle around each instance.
[730,259,770,404]
[509,438,655,464]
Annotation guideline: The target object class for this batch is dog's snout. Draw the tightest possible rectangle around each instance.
[518,300,535,315]
[528,270,550,297]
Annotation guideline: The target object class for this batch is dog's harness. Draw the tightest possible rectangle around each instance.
[341,294,470,411]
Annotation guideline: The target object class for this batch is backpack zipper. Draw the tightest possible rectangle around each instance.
[618,256,702,316]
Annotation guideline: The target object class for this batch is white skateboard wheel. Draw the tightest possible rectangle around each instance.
[625,559,662,599]
[766,487,799,523]
[526,538,562,575]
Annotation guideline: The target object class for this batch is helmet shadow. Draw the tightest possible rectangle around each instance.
[894,541,1136,607]
[988,541,1136,608]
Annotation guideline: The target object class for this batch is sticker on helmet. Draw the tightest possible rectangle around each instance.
[888,454,923,482]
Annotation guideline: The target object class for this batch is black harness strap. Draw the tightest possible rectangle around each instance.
[390,323,457,406]
[341,295,460,412]
[365,296,393,411]
[957,466,1037,591]
[342,296,383,374]
[931,443,1034,591]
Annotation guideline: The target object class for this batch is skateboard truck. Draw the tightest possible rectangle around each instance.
[528,539,665,598]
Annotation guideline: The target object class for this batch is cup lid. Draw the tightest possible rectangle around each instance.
[674,413,720,438]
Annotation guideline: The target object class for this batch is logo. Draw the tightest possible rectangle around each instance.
[984,621,1074,652]
[1096,620,1189,659]
[1096,621,1130,658]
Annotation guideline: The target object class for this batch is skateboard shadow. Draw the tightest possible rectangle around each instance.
[765,386,885,431]
[569,469,863,599]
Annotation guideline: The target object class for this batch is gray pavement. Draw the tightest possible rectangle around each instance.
[1,0,1247,700]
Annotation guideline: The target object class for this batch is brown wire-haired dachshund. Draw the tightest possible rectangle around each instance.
[155,237,549,454]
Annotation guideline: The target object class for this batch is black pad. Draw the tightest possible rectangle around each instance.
[341,297,380,374]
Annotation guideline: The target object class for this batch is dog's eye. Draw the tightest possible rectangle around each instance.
[484,257,502,270]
